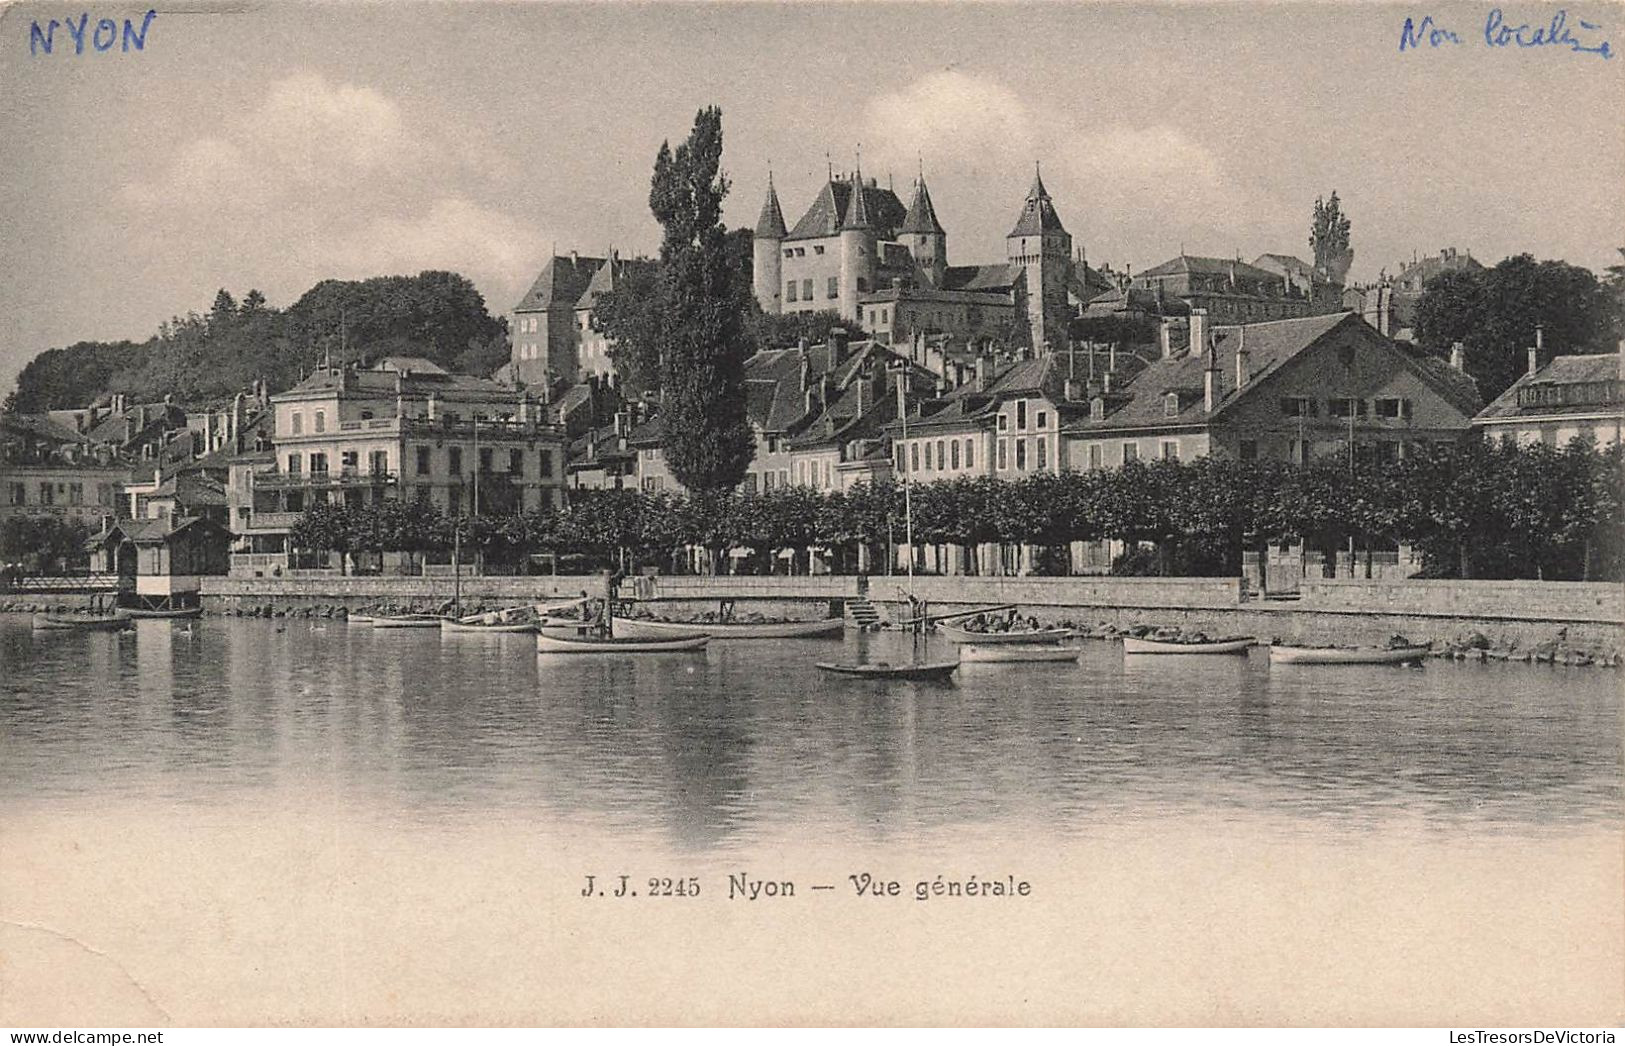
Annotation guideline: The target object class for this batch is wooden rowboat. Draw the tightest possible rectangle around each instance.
[370,614,445,629]
[1123,636,1254,655]
[815,659,959,680]
[1269,645,1431,665]
[115,604,203,620]
[959,643,1080,664]
[536,629,709,653]
[613,616,844,640]
[936,623,1072,645]
[32,613,127,631]
[440,618,536,634]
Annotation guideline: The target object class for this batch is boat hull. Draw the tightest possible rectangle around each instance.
[959,643,1080,663]
[440,620,535,634]
[370,615,444,629]
[33,613,127,631]
[1123,637,1253,655]
[536,630,709,653]
[613,616,844,640]
[347,615,375,625]
[936,624,1072,644]
[115,605,203,620]
[1269,645,1431,665]
[815,660,960,680]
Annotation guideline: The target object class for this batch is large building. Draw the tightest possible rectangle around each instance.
[1128,254,1331,325]
[0,413,128,530]
[753,166,1101,352]
[509,252,654,388]
[1344,247,1483,339]
[1061,311,1482,469]
[1473,342,1624,447]
[232,357,568,568]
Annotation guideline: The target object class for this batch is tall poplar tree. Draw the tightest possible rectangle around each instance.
[646,106,755,491]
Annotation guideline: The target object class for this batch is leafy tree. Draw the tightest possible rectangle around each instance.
[209,289,239,331]
[1310,191,1353,284]
[748,309,865,352]
[645,106,755,492]
[593,261,664,398]
[0,516,92,573]
[240,289,268,316]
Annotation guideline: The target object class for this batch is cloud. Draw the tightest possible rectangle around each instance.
[860,71,1035,179]
[328,198,546,297]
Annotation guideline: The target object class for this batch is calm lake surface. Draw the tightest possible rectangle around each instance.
[3,615,1619,849]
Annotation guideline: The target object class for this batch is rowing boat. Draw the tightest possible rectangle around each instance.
[1122,636,1253,655]
[370,614,444,629]
[959,643,1081,664]
[32,613,127,631]
[1268,644,1431,665]
[115,604,203,620]
[536,629,709,653]
[612,616,844,640]
[815,659,959,680]
[935,623,1072,645]
[440,618,536,634]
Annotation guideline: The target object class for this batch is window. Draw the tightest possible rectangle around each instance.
[828,276,839,299]
[341,450,359,472]
[287,454,302,475]
[1122,442,1139,464]
[965,440,974,470]
[479,448,493,473]
[787,282,797,303]
[951,440,961,469]
[538,450,553,478]
[509,449,523,474]
[1016,438,1027,470]
[38,483,53,506]
[1377,440,1401,464]
[291,412,303,435]
[910,443,919,471]
[7,482,24,505]
[764,470,777,490]
[802,279,812,299]
[998,439,1008,470]
[856,278,868,292]
[997,414,1008,432]
[448,448,462,475]
[314,410,326,433]
[371,451,389,475]
[743,473,759,493]
[1280,397,1316,418]
[1164,393,1180,418]
[1088,444,1102,470]
[923,442,932,470]
[448,489,462,515]
[1327,397,1368,418]
[416,446,431,475]
[1037,437,1048,469]
[1375,397,1410,419]
[1239,440,1258,462]
[1037,410,1048,430]
[783,249,793,258]
[1162,441,1179,461]
[360,410,374,421]
[779,468,789,487]
[286,490,304,512]
[310,453,328,475]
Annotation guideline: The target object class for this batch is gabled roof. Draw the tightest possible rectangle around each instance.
[102,515,227,545]
[86,402,186,445]
[755,175,788,239]
[152,471,227,507]
[1475,352,1623,422]
[373,356,446,375]
[785,180,907,242]
[1007,167,1068,238]
[577,256,654,312]
[942,263,1023,293]
[514,254,605,312]
[900,176,945,236]
[1138,255,1281,282]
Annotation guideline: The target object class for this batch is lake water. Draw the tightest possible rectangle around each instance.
[2,615,1621,1024]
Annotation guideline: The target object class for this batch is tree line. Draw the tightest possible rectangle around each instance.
[289,436,1624,583]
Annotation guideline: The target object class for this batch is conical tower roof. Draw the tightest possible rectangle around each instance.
[840,166,872,230]
[900,175,945,236]
[755,173,788,239]
[1008,162,1068,238]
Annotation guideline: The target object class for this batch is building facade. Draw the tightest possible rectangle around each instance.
[1473,343,1625,447]
[0,414,128,529]
[510,253,653,387]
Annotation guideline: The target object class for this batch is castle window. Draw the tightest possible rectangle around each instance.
[1037,410,1048,429]
[814,245,825,255]
[784,249,793,258]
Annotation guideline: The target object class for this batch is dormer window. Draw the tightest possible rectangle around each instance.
[1090,398,1105,421]
[1164,393,1180,418]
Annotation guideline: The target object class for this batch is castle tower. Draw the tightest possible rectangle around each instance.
[901,171,947,289]
[838,166,877,323]
[753,172,788,315]
[1005,164,1073,352]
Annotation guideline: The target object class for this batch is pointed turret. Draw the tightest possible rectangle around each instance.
[840,166,873,230]
[902,171,948,289]
[901,175,945,235]
[755,172,788,239]
[1008,161,1068,238]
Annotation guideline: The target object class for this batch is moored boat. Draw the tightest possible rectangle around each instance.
[959,643,1081,664]
[347,614,376,625]
[536,629,709,653]
[32,612,127,631]
[440,617,536,634]
[936,623,1072,645]
[1123,636,1254,655]
[370,614,445,629]
[815,659,960,680]
[613,616,844,640]
[115,604,203,620]
[1268,644,1431,665]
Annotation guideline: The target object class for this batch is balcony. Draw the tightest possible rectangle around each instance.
[253,469,399,489]
[400,417,563,440]
[245,511,303,530]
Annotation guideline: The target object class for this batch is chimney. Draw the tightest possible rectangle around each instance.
[136,405,148,431]
[1527,344,1539,376]
[427,392,440,420]
[800,350,812,391]
[1160,319,1175,359]
[1204,343,1220,412]
[1449,342,1465,371]
[1108,342,1117,373]
[1103,371,1113,394]
[1189,308,1208,358]
[613,411,627,437]
[976,356,993,391]
[1235,329,1250,388]
[830,327,849,365]
[124,416,136,443]
[1064,378,1082,402]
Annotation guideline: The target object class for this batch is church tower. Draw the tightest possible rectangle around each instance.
[753,172,788,315]
[837,165,877,323]
[900,171,947,289]
[1005,164,1073,352]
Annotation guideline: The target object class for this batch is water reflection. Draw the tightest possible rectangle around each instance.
[1,617,1618,849]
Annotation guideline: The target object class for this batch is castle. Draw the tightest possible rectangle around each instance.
[752,164,1107,353]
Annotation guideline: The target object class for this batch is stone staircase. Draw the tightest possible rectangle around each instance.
[845,595,883,631]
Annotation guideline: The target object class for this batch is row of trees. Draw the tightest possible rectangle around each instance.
[289,437,1623,582]
[1,516,95,574]
[6,271,510,413]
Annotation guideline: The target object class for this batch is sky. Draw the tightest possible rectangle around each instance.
[1,0,1621,396]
